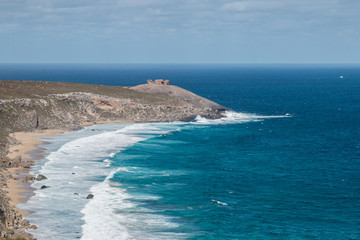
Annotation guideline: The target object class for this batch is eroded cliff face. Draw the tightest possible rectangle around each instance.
[0,80,227,239]
[0,181,34,239]
[0,91,223,144]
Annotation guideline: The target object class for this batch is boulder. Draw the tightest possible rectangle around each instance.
[24,175,35,182]
[29,225,37,230]
[21,219,30,226]
[86,194,94,199]
[36,174,47,181]
[13,156,22,165]
[72,126,83,131]
[20,161,33,169]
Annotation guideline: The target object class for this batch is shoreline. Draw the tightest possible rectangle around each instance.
[5,120,129,219]
[5,129,69,216]
[0,80,226,239]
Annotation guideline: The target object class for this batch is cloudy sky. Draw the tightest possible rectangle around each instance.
[1,0,359,63]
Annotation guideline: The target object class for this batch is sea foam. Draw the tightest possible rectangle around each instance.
[194,110,291,125]
[23,111,290,239]
[24,123,175,240]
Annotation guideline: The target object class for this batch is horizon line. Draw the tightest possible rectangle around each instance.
[0,62,360,65]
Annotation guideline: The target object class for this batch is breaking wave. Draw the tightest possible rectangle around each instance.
[194,111,291,125]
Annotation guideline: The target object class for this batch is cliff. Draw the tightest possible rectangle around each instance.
[0,80,226,239]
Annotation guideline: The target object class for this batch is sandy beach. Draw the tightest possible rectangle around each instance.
[81,119,127,127]
[6,129,68,215]
[5,122,127,215]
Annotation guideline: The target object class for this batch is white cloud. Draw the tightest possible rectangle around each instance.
[222,1,285,12]
[222,2,247,11]
[117,0,170,8]
[0,0,359,38]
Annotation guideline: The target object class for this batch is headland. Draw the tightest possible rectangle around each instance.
[0,79,226,239]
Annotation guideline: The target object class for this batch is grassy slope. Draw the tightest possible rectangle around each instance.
[0,80,170,102]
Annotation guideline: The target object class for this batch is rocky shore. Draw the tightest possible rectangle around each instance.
[0,80,226,239]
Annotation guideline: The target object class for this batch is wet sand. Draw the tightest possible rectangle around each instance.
[6,129,68,214]
[5,121,128,215]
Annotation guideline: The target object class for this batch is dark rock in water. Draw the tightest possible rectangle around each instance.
[40,185,49,189]
[86,194,94,199]
[72,172,75,175]
[74,193,79,195]
[36,174,47,181]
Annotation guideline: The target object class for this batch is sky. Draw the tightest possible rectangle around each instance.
[1,0,360,63]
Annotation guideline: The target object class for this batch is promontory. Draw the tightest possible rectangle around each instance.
[0,79,227,239]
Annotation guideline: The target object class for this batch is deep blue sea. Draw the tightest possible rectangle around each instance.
[2,64,359,239]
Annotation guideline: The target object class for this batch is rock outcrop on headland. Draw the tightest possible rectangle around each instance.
[130,83,225,110]
[0,80,227,239]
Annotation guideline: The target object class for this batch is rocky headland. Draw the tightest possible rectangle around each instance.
[0,80,226,239]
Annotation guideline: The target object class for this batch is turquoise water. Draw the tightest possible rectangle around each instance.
[4,64,359,239]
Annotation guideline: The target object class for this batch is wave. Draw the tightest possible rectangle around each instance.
[212,199,229,206]
[24,111,290,239]
[24,123,179,240]
[194,110,291,125]
[81,171,181,240]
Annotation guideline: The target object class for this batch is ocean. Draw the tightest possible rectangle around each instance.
[1,64,359,239]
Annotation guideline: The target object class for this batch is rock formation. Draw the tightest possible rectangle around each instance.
[86,194,94,199]
[35,174,47,181]
[147,79,170,85]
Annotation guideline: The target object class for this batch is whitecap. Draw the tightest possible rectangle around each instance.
[212,199,229,206]
[81,172,180,240]
[194,110,291,125]
[24,123,180,240]
[116,167,131,172]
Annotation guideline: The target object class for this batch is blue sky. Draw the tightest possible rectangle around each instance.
[1,0,359,63]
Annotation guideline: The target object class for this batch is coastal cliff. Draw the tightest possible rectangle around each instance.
[0,80,226,239]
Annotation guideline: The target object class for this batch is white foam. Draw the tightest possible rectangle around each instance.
[23,112,290,239]
[23,123,179,240]
[212,199,229,206]
[117,167,131,172]
[81,172,133,240]
[194,110,291,125]
[81,171,180,240]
